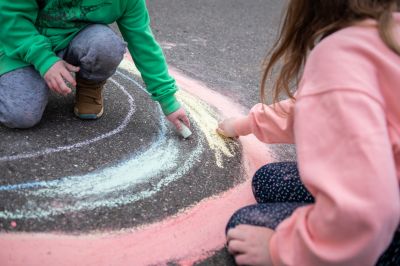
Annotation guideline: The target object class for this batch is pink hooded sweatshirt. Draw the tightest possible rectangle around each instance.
[233,14,400,265]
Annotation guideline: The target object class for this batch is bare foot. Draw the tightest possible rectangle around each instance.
[227,224,275,266]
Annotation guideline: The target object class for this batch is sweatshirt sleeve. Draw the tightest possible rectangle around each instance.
[117,0,180,115]
[0,1,60,76]
[233,98,295,144]
[269,90,400,266]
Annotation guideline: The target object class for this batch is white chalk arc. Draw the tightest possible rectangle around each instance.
[0,59,237,221]
[0,63,206,220]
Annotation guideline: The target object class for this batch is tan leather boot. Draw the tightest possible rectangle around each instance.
[74,77,106,119]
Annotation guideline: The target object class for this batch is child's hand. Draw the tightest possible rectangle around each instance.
[166,107,190,131]
[227,225,274,266]
[217,117,239,138]
[44,60,80,96]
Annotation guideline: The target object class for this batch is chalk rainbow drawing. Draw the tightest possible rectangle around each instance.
[0,55,273,265]
[0,59,237,220]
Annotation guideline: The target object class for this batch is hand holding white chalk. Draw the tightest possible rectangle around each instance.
[166,106,190,130]
[179,121,192,138]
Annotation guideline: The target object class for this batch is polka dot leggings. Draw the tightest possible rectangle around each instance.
[226,162,399,265]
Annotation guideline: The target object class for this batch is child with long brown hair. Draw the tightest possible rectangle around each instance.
[218,1,400,265]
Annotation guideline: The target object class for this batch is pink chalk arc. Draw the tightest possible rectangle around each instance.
[0,57,273,266]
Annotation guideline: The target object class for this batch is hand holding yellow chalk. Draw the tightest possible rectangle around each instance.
[217,118,239,138]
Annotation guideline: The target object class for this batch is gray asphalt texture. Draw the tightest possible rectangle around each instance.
[148,0,284,109]
[0,0,293,265]
[146,0,296,163]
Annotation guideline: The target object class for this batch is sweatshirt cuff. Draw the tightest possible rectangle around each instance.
[33,50,61,77]
[158,95,181,115]
[233,115,253,136]
[269,234,281,266]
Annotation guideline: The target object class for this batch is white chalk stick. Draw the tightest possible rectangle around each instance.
[179,122,192,138]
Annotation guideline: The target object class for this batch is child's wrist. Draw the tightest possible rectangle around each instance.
[233,116,251,136]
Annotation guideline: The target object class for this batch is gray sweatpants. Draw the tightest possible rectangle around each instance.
[0,24,126,129]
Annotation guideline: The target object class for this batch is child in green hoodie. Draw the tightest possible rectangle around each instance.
[0,0,189,130]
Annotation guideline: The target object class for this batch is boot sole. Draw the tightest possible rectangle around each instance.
[74,107,104,120]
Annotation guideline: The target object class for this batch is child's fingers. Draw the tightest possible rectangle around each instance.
[216,127,227,136]
[181,115,190,128]
[227,239,246,255]
[55,75,71,95]
[61,69,76,87]
[49,79,63,95]
[173,119,182,131]
[65,62,80,73]
[46,78,57,93]
[226,227,246,242]
[217,119,238,138]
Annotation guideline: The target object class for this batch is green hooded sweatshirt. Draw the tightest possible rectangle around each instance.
[0,0,180,115]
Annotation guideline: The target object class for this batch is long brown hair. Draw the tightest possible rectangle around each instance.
[261,0,400,108]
